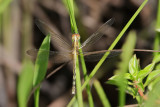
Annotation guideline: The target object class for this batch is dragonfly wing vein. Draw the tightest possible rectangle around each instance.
[35,19,72,52]
[83,50,121,61]
[27,49,72,63]
[79,18,115,49]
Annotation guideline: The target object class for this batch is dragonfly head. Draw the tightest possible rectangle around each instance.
[72,34,80,41]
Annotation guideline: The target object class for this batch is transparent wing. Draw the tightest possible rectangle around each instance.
[27,49,72,63]
[35,19,72,52]
[79,18,115,49]
[83,49,121,61]
[82,49,160,62]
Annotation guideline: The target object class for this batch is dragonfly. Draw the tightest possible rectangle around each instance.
[27,18,160,94]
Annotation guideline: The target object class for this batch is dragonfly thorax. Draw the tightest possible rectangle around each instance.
[72,34,80,55]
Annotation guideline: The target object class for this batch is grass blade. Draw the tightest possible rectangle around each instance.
[33,34,50,107]
[79,45,94,107]
[94,79,110,107]
[17,60,34,107]
[66,0,78,34]
[153,0,160,62]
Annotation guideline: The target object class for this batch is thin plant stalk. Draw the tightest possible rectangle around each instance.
[34,87,40,107]
[75,55,83,107]
[153,0,160,59]
[79,43,94,107]
[67,0,148,106]
[66,0,83,106]
[94,79,110,107]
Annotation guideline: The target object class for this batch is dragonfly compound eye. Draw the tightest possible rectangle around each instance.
[72,34,80,40]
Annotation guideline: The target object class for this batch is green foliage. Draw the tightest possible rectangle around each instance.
[109,54,160,105]
[144,81,160,107]
[144,69,160,87]
[17,60,34,107]
[106,28,160,106]
[0,0,12,14]
[153,0,160,60]
[138,63,155,81]
[129,55,140,79]
[33,34,50,107]
[107,31,136,106]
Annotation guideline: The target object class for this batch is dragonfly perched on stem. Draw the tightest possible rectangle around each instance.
[27,18,160,94]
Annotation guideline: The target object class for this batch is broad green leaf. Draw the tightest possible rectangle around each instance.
[144,70,160,87]
[17,60,34,107]
[138,63,155,81]
[153,54,160,64]
[124,73,133,80]
[129,55,139,79]
[155,62,160,70]
[156,28,160,32]
[135,95,142,104]
[126,86,135,97]
[148,74,160,91]
[107,78,119,86]
[33,35,50,87]
[107,75,127,87]
[144,81,160,107]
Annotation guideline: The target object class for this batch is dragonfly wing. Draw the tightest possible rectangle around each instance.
[79,18,115,49]
[35,19,72,52]
[27,49,72,63]
[83,49,160,61]
[83,50,121,61]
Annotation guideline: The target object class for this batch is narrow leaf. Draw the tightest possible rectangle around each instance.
[33,35,50,86]
[17,60,34,107]
[33,35,50,107]
[129,55,139,79]
[144,70,160,87]
[94,79,110,107]
[138,63,155,81]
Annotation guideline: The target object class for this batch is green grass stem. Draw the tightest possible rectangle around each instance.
[75,56,83,107]
[66,0,83,106]
[94,79,110,107]
[67,0,148,106]
[153,0,160,58]
[66,0,78,34]
[79,44,94,107]
[34,87,40,107]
